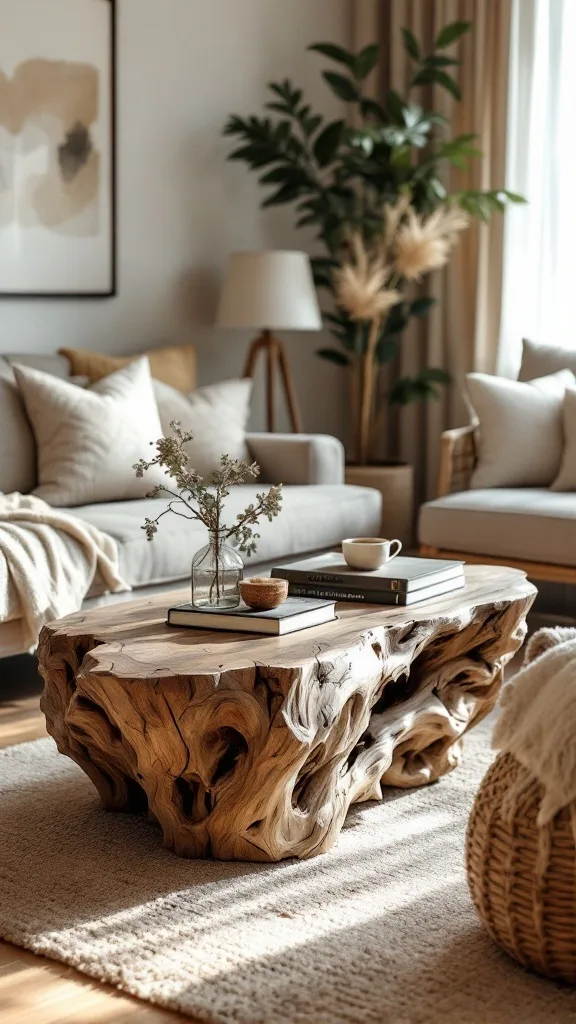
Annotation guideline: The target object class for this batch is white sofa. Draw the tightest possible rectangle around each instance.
[0,353,382,658]
[418,339,576,580]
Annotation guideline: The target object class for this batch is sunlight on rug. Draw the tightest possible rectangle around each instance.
[1,727,575,1024]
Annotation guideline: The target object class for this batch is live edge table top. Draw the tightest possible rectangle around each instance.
[38,566,536,862]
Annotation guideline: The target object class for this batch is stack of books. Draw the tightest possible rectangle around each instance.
[271,553,465,607]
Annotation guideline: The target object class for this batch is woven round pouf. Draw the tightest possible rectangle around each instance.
[466,751,576,982]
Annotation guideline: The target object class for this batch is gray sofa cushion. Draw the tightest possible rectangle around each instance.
[419,488,576,567]
[0,361,36,494]
[1,353,72,378]
[0,353,92,495]
[71,484,382,588]
[519,339,576,381]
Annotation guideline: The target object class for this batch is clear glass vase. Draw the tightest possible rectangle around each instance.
[191,529,243,609]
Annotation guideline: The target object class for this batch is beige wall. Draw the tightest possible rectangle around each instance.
[2,0,352,438]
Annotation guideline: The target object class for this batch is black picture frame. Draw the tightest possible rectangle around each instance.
[0,0,117,299]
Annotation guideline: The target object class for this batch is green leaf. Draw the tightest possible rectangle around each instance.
[360,98,387,122]
[401,27,420,61]
[386,89,405,123]
[312,257,340,272]
[390,145,412,169]
[295,212,319,228]
[389,377,418,406]
[259,165,310,186]
[346,128,375,155]
[427,178,447,201]
[313,119,345,166]
[302,114,324,136]
[322,309,349,328]
[424,55,460,67]
[377,336,399,364]
[274,120,292,143]
[383,304,408,336]
[410,297,437,318]
[316,348,350,366]
[264,101,291,115]
[268,81,292,102]
[503,190,527,204]
[261,182,308,207]
[412,68,461,100]
[228,145,276,168]
[389,374,444,406]
[434,20,472,48]
[428,112,450,126]
[311,257,339,289]
[353,43,380,80]
[308,42,355,68]
[322,71,359,102]
[420,367,451,384]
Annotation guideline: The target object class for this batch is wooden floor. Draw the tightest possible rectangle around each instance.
[0,666,195,1024]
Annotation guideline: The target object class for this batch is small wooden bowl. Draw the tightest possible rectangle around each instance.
[240,577,288,611]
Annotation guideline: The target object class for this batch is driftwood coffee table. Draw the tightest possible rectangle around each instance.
[39,565,535,862]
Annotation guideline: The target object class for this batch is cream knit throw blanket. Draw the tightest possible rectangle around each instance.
[493,628,576,825]
[0,492,130,651]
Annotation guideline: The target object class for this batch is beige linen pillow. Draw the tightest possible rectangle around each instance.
[466,370,575,489]
[59,343,196,392]
[552,388,576,491]
[14,358,171,507]
[153,378,252,478]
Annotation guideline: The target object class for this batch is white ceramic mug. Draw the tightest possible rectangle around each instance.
[342,537,402,571]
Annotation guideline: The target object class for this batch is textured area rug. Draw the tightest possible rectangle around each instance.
[1,731,576,1024]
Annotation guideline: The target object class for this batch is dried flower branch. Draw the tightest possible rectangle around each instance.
[331,200,468,464]
[393,205,469,281]
[134,421,282,556]
[334,233,401,322]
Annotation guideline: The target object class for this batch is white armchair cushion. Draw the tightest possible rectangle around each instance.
[552,387,576,491]
[419,488,576,567]
[466,370,575,489]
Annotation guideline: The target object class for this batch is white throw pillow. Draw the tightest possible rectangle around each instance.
[14,358,171,507]
[153,378,252,478]
[552,388,576,491]
[519,338,576,381]
[466,370,575,489]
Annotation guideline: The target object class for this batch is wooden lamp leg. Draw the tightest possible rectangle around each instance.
[243,329,303,434]
[266,336,277,433]
[276,338,304,434]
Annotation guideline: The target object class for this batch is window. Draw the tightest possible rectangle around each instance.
[499,0,576,376]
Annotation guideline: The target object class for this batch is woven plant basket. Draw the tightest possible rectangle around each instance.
[466,750,576,982]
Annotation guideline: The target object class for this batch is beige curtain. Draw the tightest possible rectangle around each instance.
[353,0,511,501]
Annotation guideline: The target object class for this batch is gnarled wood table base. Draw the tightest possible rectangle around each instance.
[38,566,535,861]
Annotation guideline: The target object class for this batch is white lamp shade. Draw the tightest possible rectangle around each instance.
[216,250,322,331]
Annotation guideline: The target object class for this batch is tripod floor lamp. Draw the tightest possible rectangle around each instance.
[216,251,322,433]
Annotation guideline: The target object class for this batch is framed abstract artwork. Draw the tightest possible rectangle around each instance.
[0,0,116,297]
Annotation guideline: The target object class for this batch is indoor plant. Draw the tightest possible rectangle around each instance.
[223,20,524,538]
[134,424,283,608]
